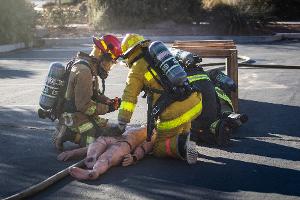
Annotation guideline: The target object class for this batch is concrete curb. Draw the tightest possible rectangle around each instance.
[42,35,281,47]
[1,33,299,53]
[0,43,26,53]
[277,33,300,39]
[42,33,300,47]
[43,37,91,47]
[147,34,284,43]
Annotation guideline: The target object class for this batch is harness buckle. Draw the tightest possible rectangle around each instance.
[152,106,160,116]
[62,112,74,127]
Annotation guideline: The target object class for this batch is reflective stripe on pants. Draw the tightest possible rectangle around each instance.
[157,100,202,131]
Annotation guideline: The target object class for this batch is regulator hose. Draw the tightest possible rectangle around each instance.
[3,160,85,200]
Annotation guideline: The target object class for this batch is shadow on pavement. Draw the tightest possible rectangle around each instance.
[238,99,300,137]
[229,99,300,161]
[118,156,300,198]
[0,107,70,198]
[0,107,53,128]
[1,99,300,199]
[0,126,70,198]
[53,99,299,199]
[45,155,299,199]
[0,66,36,79]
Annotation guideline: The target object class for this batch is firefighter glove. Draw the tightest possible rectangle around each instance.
[107,97,122,113]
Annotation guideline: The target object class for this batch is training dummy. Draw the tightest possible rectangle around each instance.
[57,127,156,180]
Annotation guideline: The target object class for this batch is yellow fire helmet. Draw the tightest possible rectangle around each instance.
[121,33,149,58]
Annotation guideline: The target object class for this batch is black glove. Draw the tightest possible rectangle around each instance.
[192,54,202,64]
[114,97,122,109]
[107,97,122,113]
[185,54,202,67]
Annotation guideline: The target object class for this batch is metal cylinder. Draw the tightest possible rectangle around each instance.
[39,62,66,110]
[148,41,187,86]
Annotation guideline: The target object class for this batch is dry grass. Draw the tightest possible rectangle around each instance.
[202,0,240,9]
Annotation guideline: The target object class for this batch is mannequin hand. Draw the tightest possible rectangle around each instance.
[122,154,137,166]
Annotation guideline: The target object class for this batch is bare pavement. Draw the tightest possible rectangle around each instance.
[0,40,300,200]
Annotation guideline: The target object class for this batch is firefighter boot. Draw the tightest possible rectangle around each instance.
[178,132,198,164]
[223,112,248,130]
[210,119,232,146]
[191,128,216,145]
[53,124,76,151]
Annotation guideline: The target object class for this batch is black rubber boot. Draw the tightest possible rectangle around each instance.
[225,113,248,130]
[191,128,216,145]
[211,119,232,146]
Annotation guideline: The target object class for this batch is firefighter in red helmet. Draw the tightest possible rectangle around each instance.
[53,35,123,151]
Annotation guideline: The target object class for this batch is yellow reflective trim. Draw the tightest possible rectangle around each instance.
[100,40,107,50]
[78,122,94,133]
[86,136,95,145]
[93,116,108,127]
[85,105,96,116]
[120,101,136,112]
[215,87,233,108]
[157,100,202,131]
[144,68,157,81]
[110,51,116,59]
[187,74,210,83]
[209,120,220,135]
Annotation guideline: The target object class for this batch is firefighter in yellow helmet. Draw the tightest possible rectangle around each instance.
[117,34,203,164]
[53,35,123,151]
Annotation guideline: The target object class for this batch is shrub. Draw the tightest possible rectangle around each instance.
[271,0,300,20]
[205,0,273,34]
[88,0,193,30]
[0,0,36,45]
[39,2,88,28]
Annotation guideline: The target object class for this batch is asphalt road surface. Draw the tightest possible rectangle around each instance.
[0,40,300,200]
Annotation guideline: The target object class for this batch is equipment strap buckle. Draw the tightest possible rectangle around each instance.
[152,106,160,116]
[62,112,74,127]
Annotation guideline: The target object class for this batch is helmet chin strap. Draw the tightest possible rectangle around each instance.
[91,52,112,95]
[100,78,106,95]
[97,63,108,95]
[76,51,107,95]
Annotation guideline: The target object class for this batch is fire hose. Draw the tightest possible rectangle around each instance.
[3,160,85,200]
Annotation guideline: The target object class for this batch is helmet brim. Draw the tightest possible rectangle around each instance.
[93,36,103,51]
[121,40,151,59]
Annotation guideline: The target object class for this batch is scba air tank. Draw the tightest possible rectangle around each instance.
[169,48,194,66]
[39,62,66,110]
[148,41,187,86]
